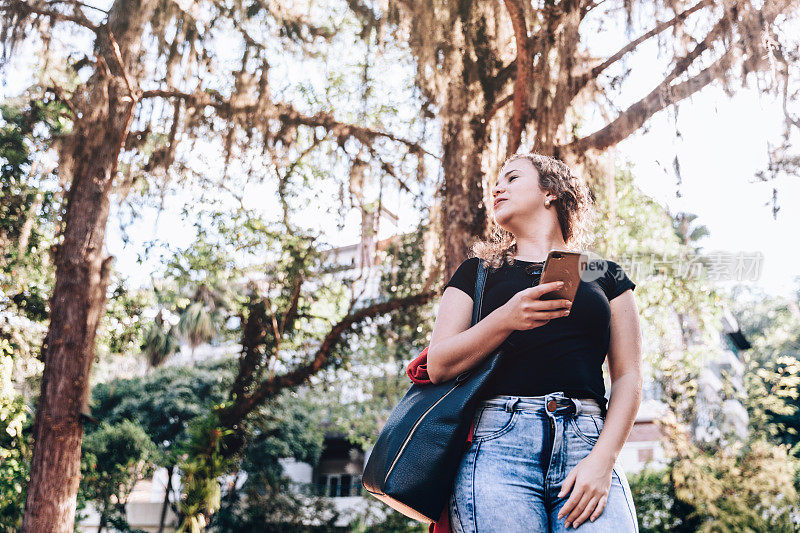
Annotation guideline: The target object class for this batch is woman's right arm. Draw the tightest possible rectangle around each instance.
[426,281,571,384]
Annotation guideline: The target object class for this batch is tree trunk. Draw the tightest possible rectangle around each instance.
[20,125,119,532]
[21,1,159,531]
[157,465,174,533]
[437,6,497,277]
[440,90,491,277]
[97,507,107,533]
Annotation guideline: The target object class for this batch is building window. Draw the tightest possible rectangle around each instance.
[638,448,654,463]
[318,473,362,497]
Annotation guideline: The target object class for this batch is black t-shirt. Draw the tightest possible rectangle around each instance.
[441,256,636,413]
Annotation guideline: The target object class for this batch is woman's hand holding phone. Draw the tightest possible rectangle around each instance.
[501,281,573,331]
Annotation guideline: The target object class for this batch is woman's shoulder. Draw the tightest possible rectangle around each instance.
[585,256,636,299]
[594,256,628,275]
[442,257,482,297]
[453,256,483,276]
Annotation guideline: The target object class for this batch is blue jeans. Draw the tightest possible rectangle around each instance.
[449,391,639,532]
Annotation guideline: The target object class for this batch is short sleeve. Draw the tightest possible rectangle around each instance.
[603,259,636,301]
[442,257,480,300]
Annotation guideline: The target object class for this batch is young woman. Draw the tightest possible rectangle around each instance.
[427,152,642,532]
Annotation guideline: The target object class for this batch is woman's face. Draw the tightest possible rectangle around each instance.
[490,158,549,231]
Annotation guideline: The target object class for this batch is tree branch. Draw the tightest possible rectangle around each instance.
[502,0,532,156]
[140,88,440,159]
[45,78,79,119]
[580,0,610,18]
[228,298,269,408]
[491,26,547,94]
[564,43,737,154]
[220,289,438,423]
[278,271,303,341]
[105,28,141,101]
[46,0,107,14]
[561,1,752,155]
[484,92,514,126]
[275,136,325,225]
[570,0,714,99]
[3,0,100,32]
[364,143,416,196]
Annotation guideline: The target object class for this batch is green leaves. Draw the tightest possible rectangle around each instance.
[141,309,181,368]
[0,339,31,532]
[90,359,236,453]
[80,420,157,532]
[177,301,220,360]
[176,413,237,532]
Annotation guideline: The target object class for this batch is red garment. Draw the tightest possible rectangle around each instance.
[406,347,474,533]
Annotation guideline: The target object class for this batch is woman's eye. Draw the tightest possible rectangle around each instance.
[509,175,517,181]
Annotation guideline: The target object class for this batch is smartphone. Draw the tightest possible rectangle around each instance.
[538,250,587,302]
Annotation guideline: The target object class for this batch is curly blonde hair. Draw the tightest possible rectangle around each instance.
[471,152,597,270]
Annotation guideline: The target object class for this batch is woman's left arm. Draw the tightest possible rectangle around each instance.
[557,288,643,528]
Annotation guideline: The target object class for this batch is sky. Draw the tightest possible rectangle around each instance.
[1,3,798,300]
[614,84,799,298]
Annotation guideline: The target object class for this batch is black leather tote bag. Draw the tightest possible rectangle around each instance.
[361,259,506,523]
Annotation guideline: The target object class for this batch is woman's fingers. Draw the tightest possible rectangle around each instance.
[536,307,570,320]
[558,468,577,498]
[588,494,608,522]
[531,299,570,312]
[557,473,585,521]
[571,495,601,528]
[563,490,592,527]
[528,281,564,298]
[519,293,572,328]
[528,296,572,309]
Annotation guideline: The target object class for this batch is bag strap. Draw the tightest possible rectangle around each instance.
[455,259,489,384]
[471,259,487,327]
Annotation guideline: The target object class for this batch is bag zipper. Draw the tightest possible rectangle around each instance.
[382,262,486,487]
[384,381,461,485]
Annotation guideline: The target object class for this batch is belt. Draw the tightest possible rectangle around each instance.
[478,394,603,416]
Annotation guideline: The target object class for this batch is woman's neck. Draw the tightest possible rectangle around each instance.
[513,239,567,262]
[513,249,560,262]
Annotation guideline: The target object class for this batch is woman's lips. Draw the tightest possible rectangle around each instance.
[494,199,507,208]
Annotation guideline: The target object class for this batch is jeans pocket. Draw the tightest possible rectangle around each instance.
[472,406,517,441]
[568,414,604,445]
